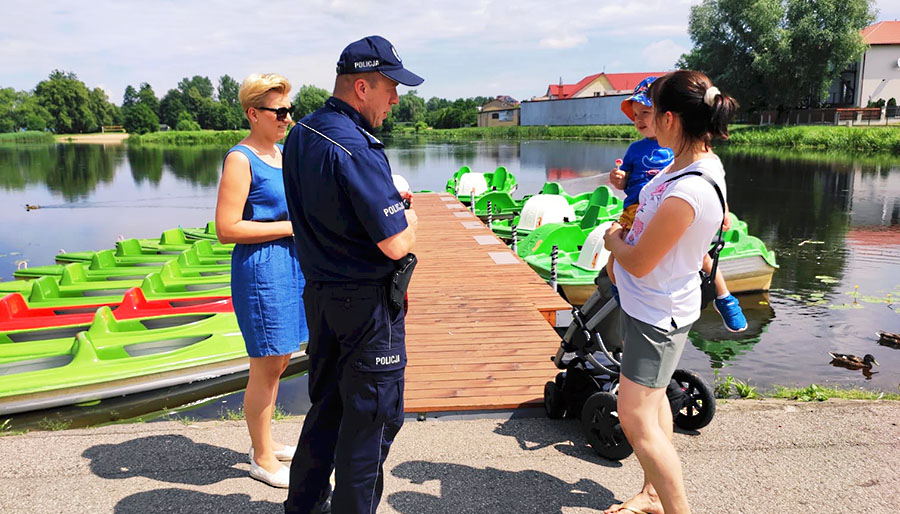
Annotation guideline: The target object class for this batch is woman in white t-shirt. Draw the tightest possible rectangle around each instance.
[602,70,738,514]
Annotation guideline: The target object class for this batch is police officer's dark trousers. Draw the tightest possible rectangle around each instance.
[284,281,406,514]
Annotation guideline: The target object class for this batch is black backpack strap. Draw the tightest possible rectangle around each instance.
[663,171,726,278]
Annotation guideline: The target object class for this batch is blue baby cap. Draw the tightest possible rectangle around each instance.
[336,35,424,87]
[620,76,658,120]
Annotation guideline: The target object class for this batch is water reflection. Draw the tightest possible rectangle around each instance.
[688,293,774,368]
[0,145,121,201]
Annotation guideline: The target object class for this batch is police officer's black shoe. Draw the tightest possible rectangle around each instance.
[311,484,332,513]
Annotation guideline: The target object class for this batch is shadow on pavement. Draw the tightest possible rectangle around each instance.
[115,488,281,513]
[493,417,624,468]
[83,434,246,485]
[389,460,615,513]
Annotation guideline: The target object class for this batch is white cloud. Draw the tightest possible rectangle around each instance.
[641,39,689,70]
[539,35,588,49]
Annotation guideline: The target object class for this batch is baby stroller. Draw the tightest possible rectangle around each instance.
[543,273,716,460]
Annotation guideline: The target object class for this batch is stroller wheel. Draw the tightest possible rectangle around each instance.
[670,369,716,430]
[544,381,566,419]
[581,392,633,460]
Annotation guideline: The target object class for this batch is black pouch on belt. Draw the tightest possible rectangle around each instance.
[389,253,417,314]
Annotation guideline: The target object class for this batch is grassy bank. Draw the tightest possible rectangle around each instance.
[727,124,900,152]
[0,131,56,144]
[125,124,900,153]
[423,125,641,140]
[128,130,249,147]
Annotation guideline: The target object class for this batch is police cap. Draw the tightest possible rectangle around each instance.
[336,35,424,87]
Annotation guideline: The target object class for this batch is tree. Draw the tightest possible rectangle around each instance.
[395,90,426,123]
[137,83,159,116]
[159,89,187,128]
[679,0,875,111]
[34,70,98,133]
[0,88,16,132]
[293,84,330,119]
[178,76,214,103]
[123,103,158,134]
[175,111,201,131]
[88,87,119,128]
[217,74,240,105]
[122,85,138,108]
[217,75,243,129]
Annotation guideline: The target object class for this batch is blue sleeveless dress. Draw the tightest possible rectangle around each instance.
[226,144,308,358]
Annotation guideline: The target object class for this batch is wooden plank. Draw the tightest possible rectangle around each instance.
[402,193,571,413]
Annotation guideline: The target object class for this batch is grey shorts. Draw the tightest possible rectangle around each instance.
[619,311,692,389]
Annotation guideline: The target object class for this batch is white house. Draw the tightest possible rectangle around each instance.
[835,21,900,107]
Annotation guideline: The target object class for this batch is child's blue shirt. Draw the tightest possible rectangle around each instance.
[620,138,675,208]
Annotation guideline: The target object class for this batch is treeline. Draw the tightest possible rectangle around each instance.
[0,71,119,134]
[2,71,494,135]
[290,85,491,132]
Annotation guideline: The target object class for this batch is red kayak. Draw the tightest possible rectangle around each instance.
[0,287,233,332]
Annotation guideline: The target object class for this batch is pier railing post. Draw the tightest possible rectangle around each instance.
[550,245,558,292]
[511,223,517,254]
[487,201,493,229]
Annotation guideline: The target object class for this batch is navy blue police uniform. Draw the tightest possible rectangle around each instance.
[282,35,423,514]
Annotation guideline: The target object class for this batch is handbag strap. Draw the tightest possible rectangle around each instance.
[662,170,726,278]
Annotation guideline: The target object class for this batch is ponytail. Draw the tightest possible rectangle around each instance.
[649,70,738,150]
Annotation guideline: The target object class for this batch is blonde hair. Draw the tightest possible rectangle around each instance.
[239,73,292,117]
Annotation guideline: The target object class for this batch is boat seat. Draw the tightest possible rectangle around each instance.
[489,166,509,191]
[116,239,145,256]
[91,250,118,270]
[474,191,516,213]
[540,182,564,195]
[159,228,189,246]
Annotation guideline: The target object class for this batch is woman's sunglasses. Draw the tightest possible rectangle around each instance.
[256,106,293,121]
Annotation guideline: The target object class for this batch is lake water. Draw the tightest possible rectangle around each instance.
[1,139,898,427]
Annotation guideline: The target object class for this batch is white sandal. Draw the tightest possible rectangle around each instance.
[249,444,296,462]
[249,460,290,488]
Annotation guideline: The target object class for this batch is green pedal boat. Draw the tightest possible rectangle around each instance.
[489,186,623,241]
[15,241,231,281]
[55,237,232,265]
[445,166,517,204]
[521,213,778,305]
[0,306,305,415]
[11,262,232,310]
[181,221,219,241]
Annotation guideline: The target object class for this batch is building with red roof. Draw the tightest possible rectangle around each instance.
[540,72,667,100]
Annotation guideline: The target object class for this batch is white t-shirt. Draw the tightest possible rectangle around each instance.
[613,157,726,330]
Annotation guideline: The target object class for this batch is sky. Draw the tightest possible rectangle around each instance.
[2,0,900,106]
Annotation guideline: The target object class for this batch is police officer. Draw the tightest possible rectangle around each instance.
[281,35,422,514]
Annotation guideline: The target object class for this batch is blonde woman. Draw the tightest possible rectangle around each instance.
[215,73,308,488]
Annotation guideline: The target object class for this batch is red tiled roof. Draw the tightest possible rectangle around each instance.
[862,21,900,45]
[547,72,667,99]
[605,72,667,91]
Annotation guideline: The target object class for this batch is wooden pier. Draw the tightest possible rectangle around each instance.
[404,192,571,414]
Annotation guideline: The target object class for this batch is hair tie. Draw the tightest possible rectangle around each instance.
[703,86,720,107]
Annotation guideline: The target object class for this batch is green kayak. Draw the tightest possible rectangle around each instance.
[15,241,231,281]
[489,186,623,241]
[0,306,284,415]
[56,237,232,265]
[445,166,517,204]
[522,213,778,305]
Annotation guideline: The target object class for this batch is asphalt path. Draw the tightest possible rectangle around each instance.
[0,399,897,513]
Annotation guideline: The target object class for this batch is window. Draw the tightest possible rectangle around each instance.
[491,113,499,119]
